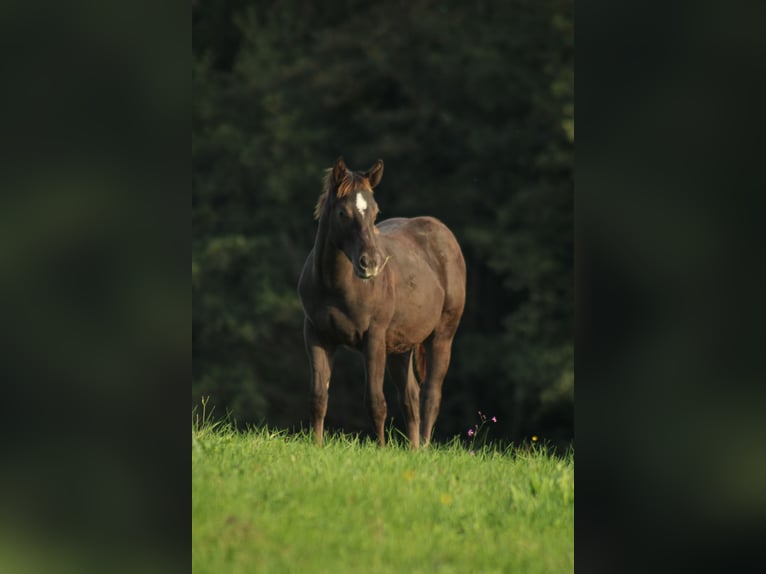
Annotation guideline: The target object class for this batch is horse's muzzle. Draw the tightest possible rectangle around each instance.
[356,252,382,279]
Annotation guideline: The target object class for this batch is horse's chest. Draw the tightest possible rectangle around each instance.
[311,305,368,348]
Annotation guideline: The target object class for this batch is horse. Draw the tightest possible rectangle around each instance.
[298,157,466,448]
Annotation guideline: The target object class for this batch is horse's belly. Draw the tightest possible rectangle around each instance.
[386,285,444,353]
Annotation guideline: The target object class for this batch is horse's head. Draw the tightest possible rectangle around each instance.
[321,156,385,280]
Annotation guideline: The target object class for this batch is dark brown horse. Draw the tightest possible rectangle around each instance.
[298,157,466,448]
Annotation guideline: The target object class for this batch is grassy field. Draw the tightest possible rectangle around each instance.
[192,420,573,574]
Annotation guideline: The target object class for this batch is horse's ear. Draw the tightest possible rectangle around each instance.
[366,159,384,188]
[332,156,348,185]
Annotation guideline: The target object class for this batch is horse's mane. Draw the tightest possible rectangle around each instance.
[314,169,372,220]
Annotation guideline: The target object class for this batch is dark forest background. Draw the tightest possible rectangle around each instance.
[192,0,573,447]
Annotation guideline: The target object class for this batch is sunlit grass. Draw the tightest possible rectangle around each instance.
[192,417,573,574]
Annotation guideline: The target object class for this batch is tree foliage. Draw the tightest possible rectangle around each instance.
[193,0,573,444]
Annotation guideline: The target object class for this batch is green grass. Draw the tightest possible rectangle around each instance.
[192,420,573,574]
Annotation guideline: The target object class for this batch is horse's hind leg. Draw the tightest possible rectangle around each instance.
[420,332,457,447]
[387,351,421,449]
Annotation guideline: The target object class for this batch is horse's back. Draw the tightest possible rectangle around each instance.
[379,216,466,313]
[378,216,459,253]
[379,216,465,271]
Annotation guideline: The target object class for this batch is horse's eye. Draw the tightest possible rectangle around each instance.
[337,209,349,220]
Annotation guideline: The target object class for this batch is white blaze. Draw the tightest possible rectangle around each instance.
[355,192,367,215]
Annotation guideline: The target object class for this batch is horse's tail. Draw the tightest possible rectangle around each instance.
[414,343,427,384]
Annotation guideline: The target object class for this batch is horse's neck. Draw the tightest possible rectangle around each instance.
[313,218,354,290]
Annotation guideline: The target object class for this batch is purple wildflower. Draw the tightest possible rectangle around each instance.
[491,416,497,423]
[467,428,475,437]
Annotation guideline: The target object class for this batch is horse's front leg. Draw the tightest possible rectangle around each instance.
[364,330,388,447]
[304,318,335,446]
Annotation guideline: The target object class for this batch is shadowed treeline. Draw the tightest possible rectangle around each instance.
[193,0,573,446]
